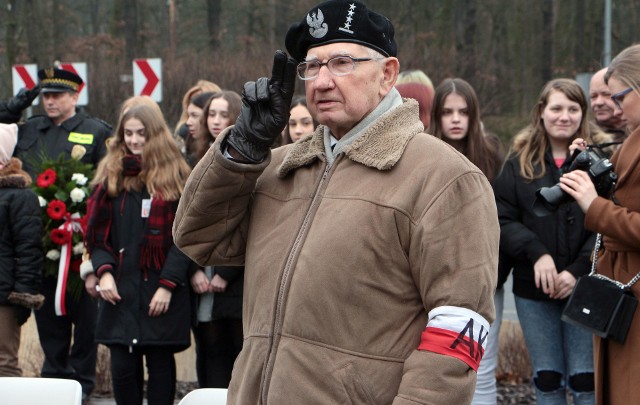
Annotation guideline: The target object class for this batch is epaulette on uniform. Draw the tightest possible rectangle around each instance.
[86,116,113,130]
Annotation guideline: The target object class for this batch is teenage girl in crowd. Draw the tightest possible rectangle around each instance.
[83,96,165,296]
[193,91,242,163]
[494,78,611,405]
[189,90,244,388]
[86,104,193,405]
[174,80,221,141]
[281,96,317,145]
[429,78,504,405]
[184,92,216,166]
[560,44,640,405]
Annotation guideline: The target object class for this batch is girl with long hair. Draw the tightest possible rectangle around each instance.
[194,90,242,163]
[429,78,503,182]
[281,96,317,145]
[86,104,193,405]
[189,89,244,388]
[494,78,610,405]
[430,78,505,405]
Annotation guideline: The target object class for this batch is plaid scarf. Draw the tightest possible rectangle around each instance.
[85,155,177,271]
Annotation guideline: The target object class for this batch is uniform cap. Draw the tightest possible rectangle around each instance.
[38,67,83,93]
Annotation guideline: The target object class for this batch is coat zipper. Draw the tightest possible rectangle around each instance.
[260,159,335,404]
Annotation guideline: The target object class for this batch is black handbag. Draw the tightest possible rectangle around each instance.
[561,234,639,344]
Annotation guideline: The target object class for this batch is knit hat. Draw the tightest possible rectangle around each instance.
[285,0,397,62]
[0,123,18,165]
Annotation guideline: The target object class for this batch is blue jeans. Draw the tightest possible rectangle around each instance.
[515,296,594,405]
[471,287,504,405]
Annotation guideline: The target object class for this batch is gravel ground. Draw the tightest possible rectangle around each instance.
[497,381,536,404]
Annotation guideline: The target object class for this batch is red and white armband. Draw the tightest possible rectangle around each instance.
[417,306,490,371]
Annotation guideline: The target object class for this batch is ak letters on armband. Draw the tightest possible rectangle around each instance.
[417,306,490,371]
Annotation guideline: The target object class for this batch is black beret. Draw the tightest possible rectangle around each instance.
[38,67,83,93]
[285,0,397,62]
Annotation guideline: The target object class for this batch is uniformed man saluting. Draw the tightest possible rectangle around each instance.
[14,67,111,176]
[14,67,111,402]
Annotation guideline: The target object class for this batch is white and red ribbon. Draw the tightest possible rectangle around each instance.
[54,213,84,316]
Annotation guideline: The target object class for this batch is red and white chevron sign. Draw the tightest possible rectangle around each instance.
[133,58,162,102]
[59,62,88,106]
[12,64,39,106]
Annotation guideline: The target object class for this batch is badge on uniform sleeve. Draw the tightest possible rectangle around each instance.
[68,132,94,144]
[141,198,152,218]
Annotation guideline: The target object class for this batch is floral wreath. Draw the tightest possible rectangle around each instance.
[31,145,94,315]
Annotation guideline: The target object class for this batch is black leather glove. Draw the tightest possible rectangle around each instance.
[7,85,40,114]
[226,50,297,163]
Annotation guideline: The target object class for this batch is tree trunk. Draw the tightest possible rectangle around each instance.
[541,0,554,82]
[124,0,138,61]
[5,0,19,67]
[207,0,222,51]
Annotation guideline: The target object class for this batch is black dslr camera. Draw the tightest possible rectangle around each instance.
[533,145,617,217]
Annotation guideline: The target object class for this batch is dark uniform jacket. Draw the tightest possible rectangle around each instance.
[0,158,43,325]
[14,112,111,176]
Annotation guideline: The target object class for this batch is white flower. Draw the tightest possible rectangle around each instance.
[71,173,88,186]
[73,242,85,255]
[70,188,86,203]
[46,249,61,261]
[38,196,47,207]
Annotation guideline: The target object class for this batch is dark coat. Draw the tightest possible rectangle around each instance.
[90,187,192,350]
[211,266,243,321]
[14,112,111,177]
[0,158,43,325]
[494,149,595,300]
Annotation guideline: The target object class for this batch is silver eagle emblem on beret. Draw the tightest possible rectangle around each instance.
[307,9,328,39]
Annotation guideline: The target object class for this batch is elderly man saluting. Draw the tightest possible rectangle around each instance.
[174,1,498,403]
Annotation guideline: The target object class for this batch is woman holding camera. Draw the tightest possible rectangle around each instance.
[494,78,610,405]
[560,44,640,405]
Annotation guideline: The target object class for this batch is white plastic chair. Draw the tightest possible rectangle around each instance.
[178,388,228,404]
[0,377,82,405]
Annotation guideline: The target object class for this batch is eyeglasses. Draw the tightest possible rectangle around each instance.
[611,87,634,109]
[296,56,384,81]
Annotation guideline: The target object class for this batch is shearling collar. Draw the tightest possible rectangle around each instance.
[0,158,32,188]
[277,99,424,177]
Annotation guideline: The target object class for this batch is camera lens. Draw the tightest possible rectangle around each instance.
[533,185,572,217]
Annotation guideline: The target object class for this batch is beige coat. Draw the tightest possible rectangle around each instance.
[174,100,499,404]
[586,126,640,405]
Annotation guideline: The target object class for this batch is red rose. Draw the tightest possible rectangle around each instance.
[36,168,57,188]
[46,200,68,220]
[50,228,71,245]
